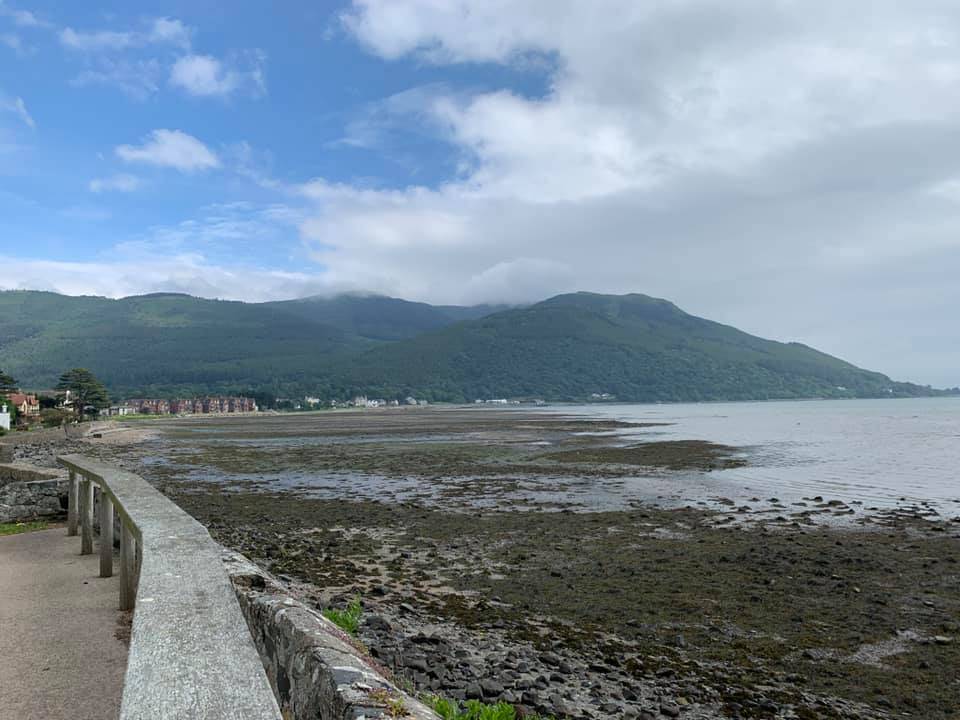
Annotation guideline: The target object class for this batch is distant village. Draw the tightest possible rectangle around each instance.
[112,396,258,416]
[0,391,259,430]
[2,370,561,433]
[306,395,428,409]
[2,390,557,430]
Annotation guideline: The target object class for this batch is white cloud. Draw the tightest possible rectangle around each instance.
[115,129,219,172]
[88,173,141,193]
[0,253,337,303]
[125,202,308,262]
[60,17,265,100]
[71,58,163,100]
[339,0,960,204]
[169,54,237,96]
[60,17,192,53]
[226,140,280,189]
[169,52,266,97]
[0,203,330,302]
[0,3,47,28]
[60,27,137,52]
[148,17,191,49]
[59,17,194,97]
[0,33,26,55]
[0,94,33,128]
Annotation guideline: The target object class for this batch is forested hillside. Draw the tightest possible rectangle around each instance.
[0,290,951,402]
[320,293,950,402]
[0,291,357,396]
[265,294,506,341]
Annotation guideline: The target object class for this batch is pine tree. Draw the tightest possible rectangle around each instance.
[0,369,16,395]
[56,368,110,420]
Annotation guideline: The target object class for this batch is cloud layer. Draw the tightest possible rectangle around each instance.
[292,0,960,384]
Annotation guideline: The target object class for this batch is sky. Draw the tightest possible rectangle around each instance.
[1,1,959,387]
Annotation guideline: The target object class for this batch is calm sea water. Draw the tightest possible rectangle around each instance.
[552,397,960,513]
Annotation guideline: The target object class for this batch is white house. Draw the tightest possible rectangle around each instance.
[106,405,134,417]
[0,404,10,431]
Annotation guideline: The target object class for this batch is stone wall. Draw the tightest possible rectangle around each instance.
[0,464,67,523]
[0,421,114,447]
[222,550,440,720]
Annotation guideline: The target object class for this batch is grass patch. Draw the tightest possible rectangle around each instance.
[426,696,555,720]
[323,595,362,635]
[0,520,49,536]
[368,688,408,717]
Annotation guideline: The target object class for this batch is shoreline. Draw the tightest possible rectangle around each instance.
[11,409,959,719]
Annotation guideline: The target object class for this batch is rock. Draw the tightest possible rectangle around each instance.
[934,635,953,645]
[405,656,428,673]
[540,651,562,666]
[521,690,541,706]
[514,675,534,690]
[480,679,504,697]
[364,614,392,632]
[660,703,680,717]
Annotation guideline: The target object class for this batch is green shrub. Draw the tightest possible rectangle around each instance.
[427,696,462,720]
[323,595,362,635]
[425,696,555,720]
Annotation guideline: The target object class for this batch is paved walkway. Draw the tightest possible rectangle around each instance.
[0,527,128,720]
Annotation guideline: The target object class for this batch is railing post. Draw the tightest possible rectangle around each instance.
[99,492,114,578]
[80,476,94,555]
[120,522,136,611]
[67,470,78,536]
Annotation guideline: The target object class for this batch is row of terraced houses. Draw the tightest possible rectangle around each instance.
[123,396,258,416]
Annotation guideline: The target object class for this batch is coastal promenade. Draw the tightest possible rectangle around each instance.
[0,527,126,720]
[1,453,283,720]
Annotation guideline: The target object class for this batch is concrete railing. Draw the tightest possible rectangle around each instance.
[58,455,282,720]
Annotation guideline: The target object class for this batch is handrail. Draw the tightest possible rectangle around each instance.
[58,454,282,720]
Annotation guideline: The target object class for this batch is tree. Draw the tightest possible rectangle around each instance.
[56,368,110,420]
[0,369,16,394]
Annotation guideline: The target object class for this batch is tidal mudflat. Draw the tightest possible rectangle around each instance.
[88,407,959,719]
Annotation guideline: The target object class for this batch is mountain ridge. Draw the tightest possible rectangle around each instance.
[0,289,953,402]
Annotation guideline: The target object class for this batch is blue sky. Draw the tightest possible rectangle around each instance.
[0,1,548,272]
[2,1,960,387]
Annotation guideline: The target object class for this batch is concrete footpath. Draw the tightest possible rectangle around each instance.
[0,527,128,720]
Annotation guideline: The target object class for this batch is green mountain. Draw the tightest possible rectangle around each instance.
[0,291,357,397]
[0,290,501,397]
[265,294,507,341]
[322,292,949,402]
[0,289,950,403]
